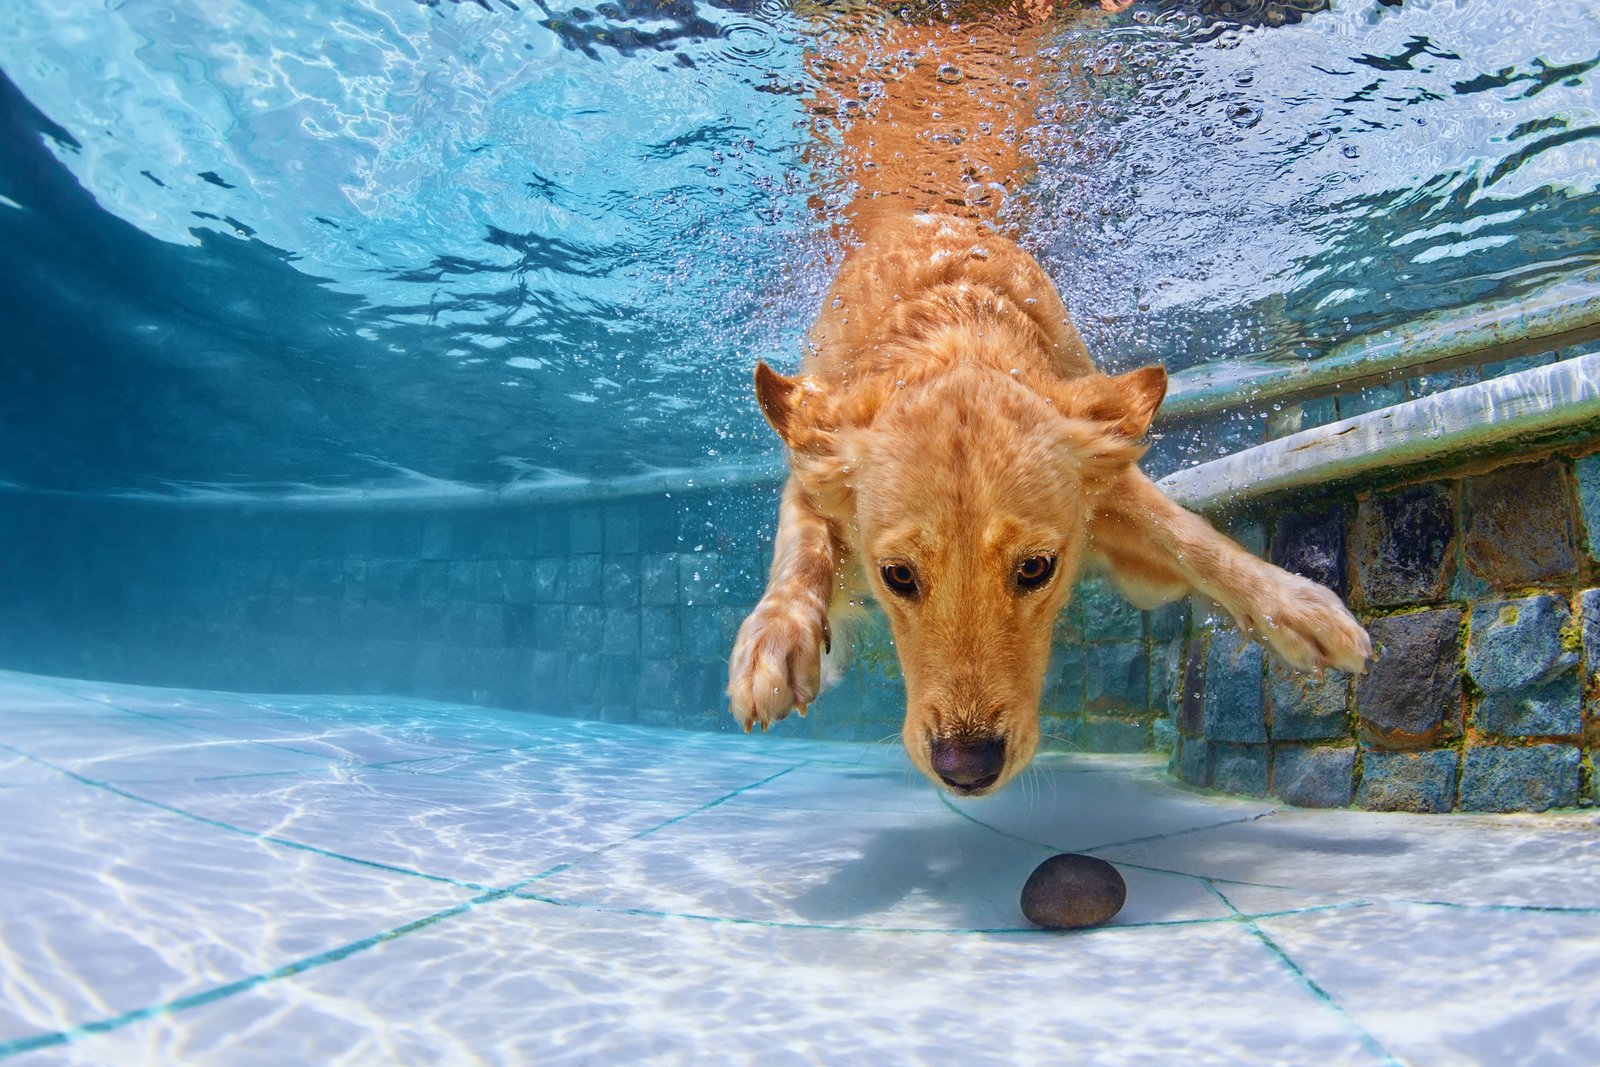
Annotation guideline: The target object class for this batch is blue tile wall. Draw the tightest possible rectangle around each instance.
[5,431,1599,808]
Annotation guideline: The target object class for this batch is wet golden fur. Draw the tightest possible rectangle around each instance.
[728,4,1370,794]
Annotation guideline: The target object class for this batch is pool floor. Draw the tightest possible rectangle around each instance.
[1,668,1597,1065]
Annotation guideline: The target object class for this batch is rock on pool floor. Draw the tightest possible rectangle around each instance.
[1,668,1597,1065]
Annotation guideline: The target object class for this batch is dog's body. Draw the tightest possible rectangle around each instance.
[728,6,1370,795]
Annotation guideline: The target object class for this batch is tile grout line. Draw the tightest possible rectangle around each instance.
[507,891,1373,936]
[1204,882,1407,1067]
[939,793,1600,916]
[0,741,494,893]
[0,759,811,1060]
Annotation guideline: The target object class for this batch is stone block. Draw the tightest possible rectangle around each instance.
[504,604,538,647]
[532,605,567,651]
[566,606,604,653]
[1458,744,1582,812]
[1356,750,1459,813]
[1148,638,1180,719]
[1043,646,1086,714]
[1082,717,1149,752]
[1174,737,1210,786]
[1463,460,1578,587]
[1271,505,1347,598]
[1273,745,1356,808]
[719,553,766,605]
[1581,588,1600,681]
[1355,609,1462,749]
[475,560,507,603]
[1147,600,1190,643]
[566,555,602,605]
[1040,715,1086,753]
[502,560,536,604]
[569,508,603,553]
[1178,635,1207,737]
[1353,483,1456,606]
[1085,641,1149,711]
[603,505,641,554]
[565,652,601,703]
[679,553,719,606]
[601,608,640,657]
[1576,454,1600,561]
[445,561,476,603]
[1152,717,1178,754]
[683,607,725,661]
[634,497,682,554]
[602,559,638,608]
[417,561,450,603]
[640,607,679,658]
[472,604,504,646]
[681,662,727,716]
[637,657,679,713]
[1203,629,1266,743]
[1077,577,1144,641]
[1210,743,1269,796]
[529,650,565,696]
[1467,596,1582,737]
[533,558,565,604]
[640,554,679,607]
[1267,658,1350,741]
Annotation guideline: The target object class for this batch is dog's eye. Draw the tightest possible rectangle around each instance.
[1016,555,1056,591]
[880,563,919,598]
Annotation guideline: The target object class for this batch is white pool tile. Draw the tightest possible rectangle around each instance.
[15,901,1391,1067]
[1098,808,1600,910]
[947,752,1281,852]
[0,780,473,1046]
[2,669,1595,1065]
[1255,902,1600,1066]
[528,799,1232,932]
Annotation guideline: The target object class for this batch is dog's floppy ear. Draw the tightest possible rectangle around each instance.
[1047,366,1166,486]
[754,361,839,455]
[1062,366,1167,440]
[1108,365,1167,439]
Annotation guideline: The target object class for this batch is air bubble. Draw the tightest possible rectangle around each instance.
[1226,104,1261,129]
[937,64,963,84]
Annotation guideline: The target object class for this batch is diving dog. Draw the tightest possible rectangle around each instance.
[726,8,1371,796]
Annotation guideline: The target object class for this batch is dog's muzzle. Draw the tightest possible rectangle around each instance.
[930,736,1005,793]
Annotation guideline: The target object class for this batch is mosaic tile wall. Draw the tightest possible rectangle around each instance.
[1167,447,1600,813]
[0,485,1177,747]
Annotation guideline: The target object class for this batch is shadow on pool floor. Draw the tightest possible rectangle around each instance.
[1,668,1596,1065]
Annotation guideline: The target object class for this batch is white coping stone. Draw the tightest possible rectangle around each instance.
[5,344,1596,513]
[1158,349,1600,513]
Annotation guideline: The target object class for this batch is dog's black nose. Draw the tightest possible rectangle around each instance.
[930,737,1005,791]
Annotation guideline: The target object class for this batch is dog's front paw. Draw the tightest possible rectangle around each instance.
[1233,569,1372,676]
[727,596,828,733]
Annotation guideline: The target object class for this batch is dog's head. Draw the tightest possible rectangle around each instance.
[754,359,1165,795]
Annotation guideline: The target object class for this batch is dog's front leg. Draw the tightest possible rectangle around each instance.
[1087,469,1371,675]
[727,476,841,732]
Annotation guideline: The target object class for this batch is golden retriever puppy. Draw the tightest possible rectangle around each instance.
[728,3,1370,795]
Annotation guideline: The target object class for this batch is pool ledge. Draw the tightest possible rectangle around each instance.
[1159,350,1600,513]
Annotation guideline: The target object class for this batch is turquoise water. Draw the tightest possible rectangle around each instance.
[5,3,1600,1060]
[1,0,1597,494]
[4,669,1598,1063]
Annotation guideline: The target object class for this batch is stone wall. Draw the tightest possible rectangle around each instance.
[1167,449,1600,812]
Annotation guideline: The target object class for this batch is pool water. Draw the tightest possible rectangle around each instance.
[4,1,1600,1062]
[4,668,1598,1064]
[1,0,1596,494]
